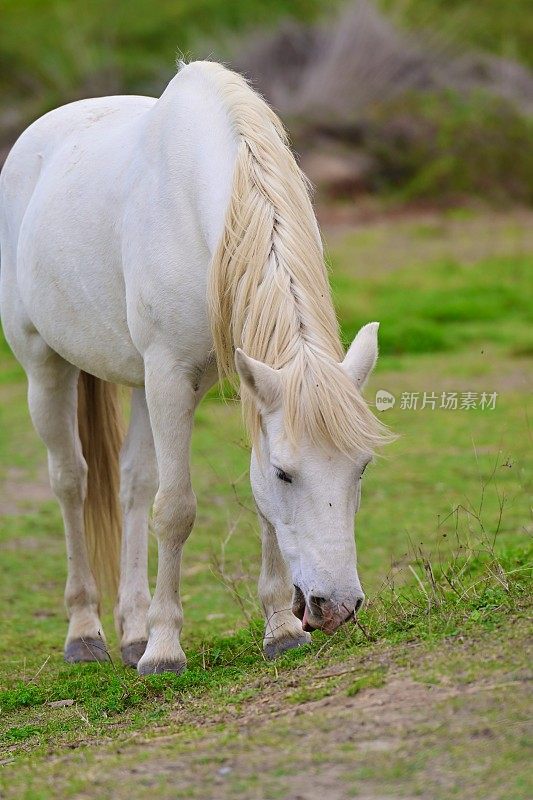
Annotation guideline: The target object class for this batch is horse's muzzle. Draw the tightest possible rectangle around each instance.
[293,586,364,635]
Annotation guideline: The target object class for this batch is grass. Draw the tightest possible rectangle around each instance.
[328,209,533,358]
[0,209,531,797]
[332,252,532,353]
[0,534,527,720]
[346,668,387,696]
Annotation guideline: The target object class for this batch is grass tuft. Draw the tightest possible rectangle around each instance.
[346,668,387,696]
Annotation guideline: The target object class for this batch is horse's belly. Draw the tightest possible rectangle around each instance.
[26,290,145,386]
[21,274,145,385]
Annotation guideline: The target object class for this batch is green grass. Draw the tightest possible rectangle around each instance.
[346,668,387,696]
[0,542,528,749]
[333,252,532,352]
[0,210,531,796]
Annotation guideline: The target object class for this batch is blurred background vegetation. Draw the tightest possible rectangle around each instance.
[1,0,532,205]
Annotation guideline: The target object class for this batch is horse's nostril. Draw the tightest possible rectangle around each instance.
[309,595,327,613]
[292,585,306,621]
[354,596,364,613]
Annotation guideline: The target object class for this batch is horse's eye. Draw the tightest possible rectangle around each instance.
[274,467,292,484]
[359,462,369,480]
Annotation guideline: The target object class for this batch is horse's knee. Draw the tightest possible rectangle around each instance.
[152,487,196,541]
[49,457,87,505]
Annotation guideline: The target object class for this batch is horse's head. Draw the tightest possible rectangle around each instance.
[236,322,383,634]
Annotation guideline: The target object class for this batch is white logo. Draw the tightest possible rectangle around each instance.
[375,390,396,412]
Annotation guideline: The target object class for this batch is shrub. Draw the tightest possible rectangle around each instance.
[365,90,533,203]
[236,1,533,204]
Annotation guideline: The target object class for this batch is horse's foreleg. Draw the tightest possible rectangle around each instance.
[115,388,157,667]
[137,357,196,675]
[27,347,107,662]
[258,514,311,659]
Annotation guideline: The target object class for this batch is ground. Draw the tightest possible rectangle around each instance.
[0,207,531,799]
[4,620,531,800]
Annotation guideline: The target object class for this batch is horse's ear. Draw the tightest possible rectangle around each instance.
[235,349,281,410]
[342,322,379,390]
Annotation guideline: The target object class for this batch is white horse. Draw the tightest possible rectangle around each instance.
[0,61,391,674]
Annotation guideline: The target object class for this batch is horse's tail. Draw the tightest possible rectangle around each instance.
[77,371,124,600]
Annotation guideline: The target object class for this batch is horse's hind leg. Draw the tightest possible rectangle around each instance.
[115,388,158,668]
[26,343,107,662]
[258,514,311,660]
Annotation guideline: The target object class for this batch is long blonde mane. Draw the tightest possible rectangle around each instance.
[203,62,390,455]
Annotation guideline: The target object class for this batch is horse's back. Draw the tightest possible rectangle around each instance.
[0,95,155,384]
[1,69,237,387]
[1,95,155,236]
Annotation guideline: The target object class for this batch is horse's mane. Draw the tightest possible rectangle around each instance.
[195,61,391,455]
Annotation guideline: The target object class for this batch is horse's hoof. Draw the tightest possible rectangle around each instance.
[264,631,312,660]
[137,658,187,676]
[64,637,109,663]
[121,640,148,668]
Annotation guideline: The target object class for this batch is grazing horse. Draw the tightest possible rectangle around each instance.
[0,61,391,674]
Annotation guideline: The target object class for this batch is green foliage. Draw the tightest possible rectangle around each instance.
[0,536,528,750]
[3,725,42,742]
[2,1,532,206]
[0,0,324,113]
[377,0,533,69]
[0,684,44,712]
[365,91,533,204]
